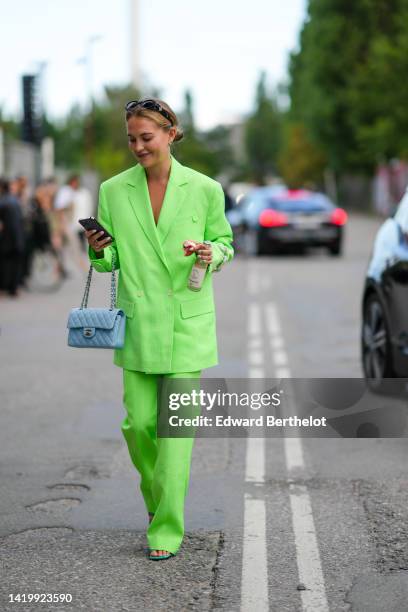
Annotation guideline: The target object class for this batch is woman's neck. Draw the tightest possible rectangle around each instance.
[145,155,172,183]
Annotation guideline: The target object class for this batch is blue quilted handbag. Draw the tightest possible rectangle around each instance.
[67,252,125,349]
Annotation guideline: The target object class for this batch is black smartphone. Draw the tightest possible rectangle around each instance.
[78,217,114,243]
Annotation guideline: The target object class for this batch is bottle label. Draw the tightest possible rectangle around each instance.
[188,264,207,291]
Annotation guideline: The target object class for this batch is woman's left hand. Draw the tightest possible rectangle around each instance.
[197,242,212,265]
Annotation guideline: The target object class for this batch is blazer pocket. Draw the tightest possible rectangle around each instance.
[180,296,214,319]
[117,298,135,318]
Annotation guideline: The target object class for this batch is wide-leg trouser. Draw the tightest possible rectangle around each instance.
[121,369,201,555]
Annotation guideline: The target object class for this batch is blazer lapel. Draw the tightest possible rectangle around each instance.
[125,155,189,266]
[126,163,168,269]
[157,155,189,245]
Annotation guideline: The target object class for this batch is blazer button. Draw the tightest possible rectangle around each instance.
[192,215,198,223]
[136,290,143,297]
[167,289,173,296]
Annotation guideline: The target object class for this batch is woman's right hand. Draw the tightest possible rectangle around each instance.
[85,229,113,253]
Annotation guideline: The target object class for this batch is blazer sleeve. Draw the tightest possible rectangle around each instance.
[88,183,120,272]
[204,182,234,273]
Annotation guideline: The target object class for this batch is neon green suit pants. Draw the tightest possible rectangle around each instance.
[121,369,201,555]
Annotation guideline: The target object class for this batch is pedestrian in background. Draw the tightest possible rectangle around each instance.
[222,185,234,212]
[42,177,66,278]
[25,182,56,272]
[85,98,234,560]
[73,183,94,252]
[11,175,31,210]
[0,179,25,297]
[10,175,32,287]
[54,175,88,274]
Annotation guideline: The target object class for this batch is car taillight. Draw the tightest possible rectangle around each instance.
[329,208,348,225]
[259,209,288,227]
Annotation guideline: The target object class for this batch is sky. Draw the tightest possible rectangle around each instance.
[1,0,307,130]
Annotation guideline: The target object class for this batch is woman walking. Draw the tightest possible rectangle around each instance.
[85,98,234,560]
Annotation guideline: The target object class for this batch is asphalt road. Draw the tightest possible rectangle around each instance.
[1,212,408,611]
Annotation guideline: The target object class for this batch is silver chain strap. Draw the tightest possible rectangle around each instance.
[110,251,117,309]
[80,251,117,310]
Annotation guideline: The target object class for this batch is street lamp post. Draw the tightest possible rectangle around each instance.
[77,35,102,111]
[130,0,141,91]
[34,61,55,179]
[36,61,47,137]
[77,35,102,167]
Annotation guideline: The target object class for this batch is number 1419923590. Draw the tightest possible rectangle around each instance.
[8,593,73,603]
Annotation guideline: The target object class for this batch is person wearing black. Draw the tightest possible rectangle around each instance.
[0,179,25,297]
[23,182,54,280]
[222,185,234,212]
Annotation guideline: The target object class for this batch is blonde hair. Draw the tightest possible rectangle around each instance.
[125,98,184,143]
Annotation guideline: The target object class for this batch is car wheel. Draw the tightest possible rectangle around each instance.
[362,294,396,392]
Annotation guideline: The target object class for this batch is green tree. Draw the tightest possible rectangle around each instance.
[47,104,86,170]
[244,71,282,184]
[0,106,20,141]
[288,0,404,175]
[347,1,408,163]
[175,89,221,177]
[2,82,239,182]
[90,84,141,178]
[278,122,326,188]
[179,89,195,136]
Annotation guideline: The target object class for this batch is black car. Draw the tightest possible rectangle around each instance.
[227,186,347,256]
[361,190,408,386]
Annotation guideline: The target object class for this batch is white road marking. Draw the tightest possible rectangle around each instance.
[273,350,288,367]
[265,302,281,336]
[249,303,262,336]
[288,484,329,612]
[276,367,292,379]
[249,367,265,378]
[249,349,264,366]
[249,336,263,348]
[241,494,269,611]
[271,336,284,350]
[243,293,329,611]
[284,437,305,471]
[241,296,268,611]
[265,301,329,611]
[245,436,265,483]
[248,270,259,296]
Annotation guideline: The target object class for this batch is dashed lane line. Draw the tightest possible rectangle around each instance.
[241,276,268,610]
[265,301,329,611]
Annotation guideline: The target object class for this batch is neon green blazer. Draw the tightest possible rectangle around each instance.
[88,154,234,373]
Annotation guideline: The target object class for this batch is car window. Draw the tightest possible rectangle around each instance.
[393,189,408,232]
[367,218,400,279]
[271,197,332,212]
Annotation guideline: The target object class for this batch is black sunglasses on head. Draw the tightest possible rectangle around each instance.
[125,99,173,125]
